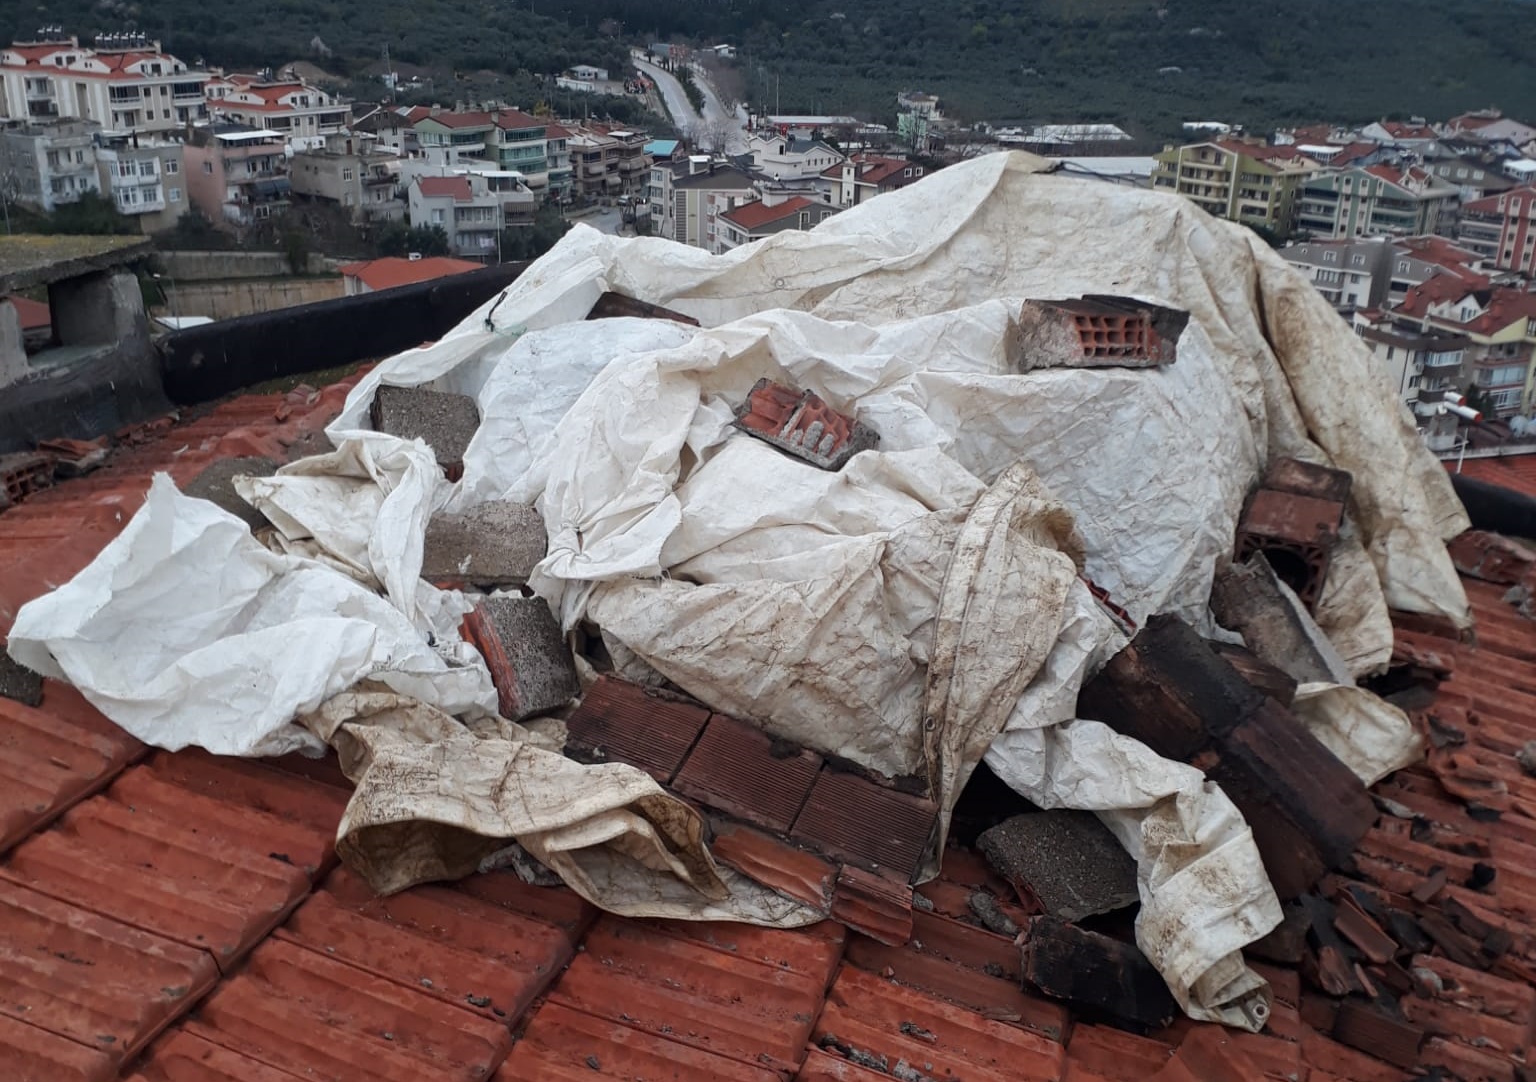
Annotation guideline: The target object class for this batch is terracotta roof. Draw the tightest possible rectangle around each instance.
[1395,235,1484,272]
[820,154,912,186]
[1393,272,1495,320]
[1382,121,1437,139]
[7,295,50,330]
[416,175,474,201]
[493,109,543,131]
[337,257,484,292]
[544,123,571,138]
[1211,139,1313,164]
[721,195,814,231]
[417,110,495,130]
[5,371,1536,1081]
[1330,141,1381,166]
[1463,186,1536,216]
[1452,455,1536,498]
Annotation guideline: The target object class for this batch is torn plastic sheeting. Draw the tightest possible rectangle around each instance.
[304,690,820,925]
[6,476,496,757]
[1292,683,1424,787]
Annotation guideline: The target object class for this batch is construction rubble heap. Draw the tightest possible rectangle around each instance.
[8,150,1531,1081]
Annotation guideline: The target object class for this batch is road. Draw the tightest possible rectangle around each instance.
[632,53,748,155]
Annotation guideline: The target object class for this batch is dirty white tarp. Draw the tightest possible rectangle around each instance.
[8,151,1472,1032]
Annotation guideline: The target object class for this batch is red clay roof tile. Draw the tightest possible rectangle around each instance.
[0,681,144,853]
[0,1011,118,1082]
[673,712,823,832]
[0,878,219,1069]
[127,1030,311,1081]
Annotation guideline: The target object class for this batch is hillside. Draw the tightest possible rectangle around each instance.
[3,0,1534,139]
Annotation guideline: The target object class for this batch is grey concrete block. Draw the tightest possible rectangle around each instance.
[1211,554,1352,686]
[977,811,1139,922]
[477,595,580,721]
[182,456,278,530]
[0,650,44,706]
[369,385,480,469]
[422,501,547,586]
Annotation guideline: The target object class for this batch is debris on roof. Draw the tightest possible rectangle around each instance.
[180,455,278,531]
[1015,295,1187,370]
[4,149,1518,1081]
[732,378,880,471]
[976,811,1139,922]
[369,384,480,477]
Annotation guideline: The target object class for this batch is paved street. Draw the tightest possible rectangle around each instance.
[632,53,748,154]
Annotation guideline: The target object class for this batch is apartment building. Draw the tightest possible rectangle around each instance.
[1352,307,1470,441]
[746,133,844,183]
[1151,139,1316,237]
[545,123,572,202]
[648,156,756,248]
[1296,164,1459,239]
[290,134,403,222]
[411,108,561,198]
[1458,187,1536,275]
[1387,236,1491,307]
[0,118,99,210]
[406,171,535,260]
[204,72,351,148]
[1281,236,1393,310]
[183,124,290,229]
[0,33,209,135]
[1391,276,1536,418]
[567,125,651,202]
[94,131,184,231]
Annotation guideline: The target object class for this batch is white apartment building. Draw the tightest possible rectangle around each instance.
[204,72,351,149]
[94,132,184,231]
[0,118,99,210]
[0,33,209,135]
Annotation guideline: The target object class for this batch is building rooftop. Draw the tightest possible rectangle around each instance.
[338,257,485,292]
[416,175,475,201]
[0,369,1533,1079]
[721,195,816,231]
[0,234,151,293]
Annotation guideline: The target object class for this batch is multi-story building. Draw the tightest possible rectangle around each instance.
[410,108,563,199]
[1391,275,1536,418]
[1358,120,1439,150]
[354,106,418,157]
[1386,236,1491,308]
[648,156,756,248]
[0,118,100,210]
[1458,187,1536,275]
[818,153,925,208]
[567,125,651,202]
[289,134,402,222]
[1423,150,1518,202]
[715,195,839,253]
[204,72,351,148]
[406,171,535,260]
[1295,164,1459,239]
[1151,139,1317,238]
[94,131,183,231]
[1281,236,1394,311]
[0,33,209,134]
[1352,306,1470,440]
[544,123,572,202]
[183,124,290,229]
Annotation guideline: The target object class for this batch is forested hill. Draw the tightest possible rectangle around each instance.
[4,0,1535,138]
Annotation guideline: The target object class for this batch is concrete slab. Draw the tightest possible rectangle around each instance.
[472,595,580,721]
[977,811,1139,922]
[0,651,43,706]
[369,385,480,471]
[181,457,278,530]
[422,502,546,586]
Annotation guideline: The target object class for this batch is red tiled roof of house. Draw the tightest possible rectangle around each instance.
[6,368,1536,1080]
[417,110,494,129]
[493,109,544,131]
[1382,120,1437,139]
[1330,141,1381,166]
[1452,455,1536,498]
[400,105,433,123]
[416,175,474,201]
[721,195,814,231]
[7,295,50,331]
[1396,235,1484,270]
[820,154,912,186]
[1399,279,1536,335]
[544,123,571,138]
[1211,139,1312,164]
[1463,186,1536,216]
[336,257,483,292]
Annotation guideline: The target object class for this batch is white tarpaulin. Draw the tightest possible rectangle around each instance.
[8,151,1472,1032]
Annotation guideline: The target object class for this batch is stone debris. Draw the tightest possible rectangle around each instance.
[369,384,481,475]
[422,501,547,586]
[976,811,1138,922]
[181,456,278,531]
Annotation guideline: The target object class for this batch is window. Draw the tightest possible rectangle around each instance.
[1386,347,1395,360]
[1478,364,1526,386]
[164,158,178,175]
[1408,375,1420,388]
[202,161,213,174]
[139,159,155,177]
[168,186,181,202]
[1323,250,1336,263]
[1397,260,1410,272]
[1351,254,1363,266]
[431,208,445,224]
[342,168,354,181]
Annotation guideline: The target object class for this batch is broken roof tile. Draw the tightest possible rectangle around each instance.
[733,379,879,472]
[792,769,937,881]
[708,818,838,908]
[0,878,218,1070]
[674,712,823,832]
[563,675,710,783]
[831,865,914,947]
[181,938,513,1081]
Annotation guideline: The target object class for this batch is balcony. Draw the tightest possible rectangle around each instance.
[27,100,59,118]
[116,193,166,214]
[1423,351,1463,369]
